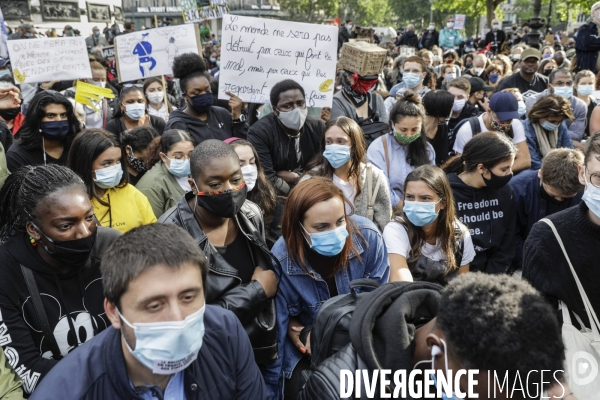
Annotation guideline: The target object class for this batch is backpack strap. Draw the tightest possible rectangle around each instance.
[20,265,63,359]
[468,116,481,136]
[381,136,390,177]
[366,164,383,222]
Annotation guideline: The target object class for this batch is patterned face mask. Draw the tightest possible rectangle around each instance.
[127,152,147,173]
[394,131,422,146]
[491,114,512,134]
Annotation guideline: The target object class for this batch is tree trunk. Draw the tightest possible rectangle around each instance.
[487,0,496,28]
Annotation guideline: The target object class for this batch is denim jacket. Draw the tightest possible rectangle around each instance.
[264,214,389,398]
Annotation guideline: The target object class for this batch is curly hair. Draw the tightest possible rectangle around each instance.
[171,53,211,94]
[437,273,564,394]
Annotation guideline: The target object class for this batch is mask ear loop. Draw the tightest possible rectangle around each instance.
[440,338,450,376]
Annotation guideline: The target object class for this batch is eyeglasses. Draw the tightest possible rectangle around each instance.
[587,168,600,188]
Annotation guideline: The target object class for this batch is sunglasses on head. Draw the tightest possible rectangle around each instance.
[122,83,143,88]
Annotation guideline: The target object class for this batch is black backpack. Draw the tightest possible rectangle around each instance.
[309,278,380,369]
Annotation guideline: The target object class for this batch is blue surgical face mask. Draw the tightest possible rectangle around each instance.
[403,72,422,89]
[94,164,123,189]
[124,103,145,120]
[301,223,349,257]
[216,60,220,67]
[41,120,70,141]
[553,85,573,99]
[540,120,558,131]
[488,73,500,84]
[578,84,594,96]
[323,144,351,168]
[166,156,190,178]
[209,57,216,63]
[0,69,11,78]
[403,199,441,227]
[118,305,205,375]
[517,101,527,117]
[582,167,600,219]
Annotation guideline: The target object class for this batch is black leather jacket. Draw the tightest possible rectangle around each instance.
[159,192,278,364]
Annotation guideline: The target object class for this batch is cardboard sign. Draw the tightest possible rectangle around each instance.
[102,45,115,58]
[114,24,201,82]
[219,15,338,107]
[454,14,466,30]
[7,37,91,84]
[545,33,555,43]
[339,41,387,77]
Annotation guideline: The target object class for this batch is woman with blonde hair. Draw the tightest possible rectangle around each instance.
[524,94,574,169]
[301,116,392,231]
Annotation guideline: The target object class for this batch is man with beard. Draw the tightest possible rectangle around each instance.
[498,48,548,99]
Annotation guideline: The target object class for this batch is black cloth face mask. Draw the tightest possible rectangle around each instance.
[33,224,98,267]
[482,169,513,190]
[195,183,248,218]
[0,106,21,121]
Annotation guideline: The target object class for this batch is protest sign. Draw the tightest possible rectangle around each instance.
[454,14,466,30]
[399,46,415,57]
[339,42,387,76]
[114,24,201,82]
[218,15,338,107]
[181,0,228,23]
[7,37,91,84]
[102,45,115,58]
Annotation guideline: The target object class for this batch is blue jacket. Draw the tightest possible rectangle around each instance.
[438,28,464,49]
[523,118,573,170]
[29,305,270,400]
[265,215,389,399]
[575,22,600,72]
[510,170,583,270]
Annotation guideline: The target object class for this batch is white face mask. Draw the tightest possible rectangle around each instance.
[452,99,466,112]
[473,67,484,75]
[447,22,454,29]
[241,164,258,191]
[89,80,106,88]
[277,107,308,132]
[147,91,164,104]
[582,167,600,219]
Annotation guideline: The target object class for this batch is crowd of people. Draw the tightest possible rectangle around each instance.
[0,6,597,400]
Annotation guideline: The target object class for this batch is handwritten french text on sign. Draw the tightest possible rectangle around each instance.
[219,15,338,107]
[7,37,91,84]
[115,24,200,82]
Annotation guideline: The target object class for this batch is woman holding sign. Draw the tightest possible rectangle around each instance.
[165,53,248,144]
[6,91,81,172]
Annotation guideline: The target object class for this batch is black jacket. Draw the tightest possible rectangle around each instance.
[523,202,600,330]
[575,22,600,73]
[159,193,278,364]
[298,282,442,400]
[419,30,439,50]
[248,113,324,195]
[448,173,516,274]
[165,106,248,145]
[0,227,120,396]
[105,115,166,141]
[484,29,506,49]
[6,141,70,173]
[399,30,419,48]
[28,306,271,400]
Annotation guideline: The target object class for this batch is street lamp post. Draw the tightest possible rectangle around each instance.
[526,0,545,48]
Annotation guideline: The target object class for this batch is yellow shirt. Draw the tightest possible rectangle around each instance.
[92,184,157,233]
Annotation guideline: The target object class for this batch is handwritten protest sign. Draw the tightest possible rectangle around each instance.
[7,37,91,84]
[114,24,201,82]
[454,14,466,30]
[181,0,228,23]
[219,15,338,107]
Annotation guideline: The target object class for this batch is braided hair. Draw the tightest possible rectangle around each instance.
[0,164,86,241]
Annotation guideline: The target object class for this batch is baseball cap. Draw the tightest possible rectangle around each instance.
[520,48,541,62]
[0,58,9,68]
[468,77,494,94]
[489,92,519,121]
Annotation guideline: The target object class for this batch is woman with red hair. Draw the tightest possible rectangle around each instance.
[265,177,389,399]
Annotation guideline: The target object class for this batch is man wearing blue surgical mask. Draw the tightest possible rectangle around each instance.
[85,26,109,50]
[28,223,270,400]
[525,68,587,148]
